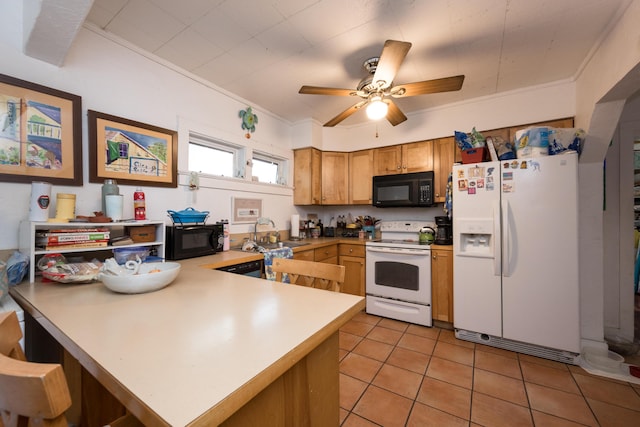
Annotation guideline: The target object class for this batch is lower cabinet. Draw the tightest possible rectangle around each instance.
[431,246,453,323]
[339,244,365,296]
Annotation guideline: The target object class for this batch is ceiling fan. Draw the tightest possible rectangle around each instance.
[299,40,465,127]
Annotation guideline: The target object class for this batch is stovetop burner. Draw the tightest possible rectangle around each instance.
[365,220,436,250]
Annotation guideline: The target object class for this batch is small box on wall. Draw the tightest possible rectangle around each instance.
[128,225,156,243]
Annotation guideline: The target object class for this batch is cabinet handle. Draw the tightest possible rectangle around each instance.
[349,248,353,253]
[433,254,437,259]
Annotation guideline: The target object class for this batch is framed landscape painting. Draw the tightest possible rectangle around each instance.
[88,110,178,187]
[0,73,82,185]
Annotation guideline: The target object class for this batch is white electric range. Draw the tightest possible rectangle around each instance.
[365,220,435,326]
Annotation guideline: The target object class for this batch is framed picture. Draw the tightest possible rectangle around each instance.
[0,73,82,185]
[88,110,178,187]
[232,197,262,223]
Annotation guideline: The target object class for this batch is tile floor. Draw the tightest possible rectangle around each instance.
[338,312,640,427]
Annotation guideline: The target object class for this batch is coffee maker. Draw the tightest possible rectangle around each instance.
[434,216,453,245]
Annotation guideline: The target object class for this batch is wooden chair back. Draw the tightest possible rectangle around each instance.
[0,311,72,427]
[270,258,345,292]
[0,312,25,361]
[0,312,141,427]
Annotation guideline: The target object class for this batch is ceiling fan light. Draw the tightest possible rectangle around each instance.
[366,97,388,120]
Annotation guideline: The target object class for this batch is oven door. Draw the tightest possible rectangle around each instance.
[365,246,431,305]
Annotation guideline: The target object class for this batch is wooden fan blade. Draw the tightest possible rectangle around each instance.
[324,101,368,127]
[372,40,412,89]
[386,100,407,126]
[299,86,355,96]
[392,75,465,97]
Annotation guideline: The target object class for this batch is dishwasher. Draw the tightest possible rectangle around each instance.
[216,260,263,278]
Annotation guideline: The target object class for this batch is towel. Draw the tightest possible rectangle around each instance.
[263,247,293,282]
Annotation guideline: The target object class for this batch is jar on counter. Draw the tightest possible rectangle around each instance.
[101,179,119,214]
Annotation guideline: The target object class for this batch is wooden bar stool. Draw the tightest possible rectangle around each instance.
[270,258,345,292]
[0,311,142,427]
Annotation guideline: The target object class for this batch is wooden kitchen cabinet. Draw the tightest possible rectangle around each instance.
[293,248,315,261]
[431,246,453,323]
[315,244,338,264]
[338,244,365,296]
[349,149,374,204]
[293,147,322,205]
[433,137,455,203]
[373,141,433,176]
[321,151,349,205]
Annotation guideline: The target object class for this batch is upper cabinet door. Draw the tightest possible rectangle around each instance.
[403,140,433,173]
[433,137,455,203]
[321,151,349,205]
[294,148,322,205]
[349,149,374,205]
[373,145,402,175]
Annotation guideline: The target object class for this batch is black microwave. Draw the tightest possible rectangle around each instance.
[372,171,434,207]
[165,224,223,260]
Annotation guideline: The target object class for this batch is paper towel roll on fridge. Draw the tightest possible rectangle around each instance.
[291,214,300,237]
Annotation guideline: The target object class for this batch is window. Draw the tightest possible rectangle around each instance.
[252,151,284,184]
[188,135,242,178]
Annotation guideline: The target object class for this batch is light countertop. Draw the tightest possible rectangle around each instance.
[11,258,365,426]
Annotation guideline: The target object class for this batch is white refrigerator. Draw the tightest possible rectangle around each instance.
[452,152,580,360]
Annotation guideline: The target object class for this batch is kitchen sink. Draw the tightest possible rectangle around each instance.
[232,241,310,252]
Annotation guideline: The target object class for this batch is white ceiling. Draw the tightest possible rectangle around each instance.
[85,0,631,126]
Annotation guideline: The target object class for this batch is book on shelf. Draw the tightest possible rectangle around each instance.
[110,236,135,246]
[43,241,109,251]
[36,231,111,245]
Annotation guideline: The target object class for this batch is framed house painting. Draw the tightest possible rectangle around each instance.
[0,73,82,185]
[88,110,178,187]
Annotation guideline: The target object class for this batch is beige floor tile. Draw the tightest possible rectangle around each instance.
[366,325,403,346]
[341,320,376,337]
[587,397,640,427]
[353,385,413,427]
[340,353,383,383]
[473,368,528,406]
[406,323,441,340]
[407,402,469,427]
[471,391,533,427]
[416,376,471,420]
[352,338,394,362]
[434,341,475,366]
[372,363,423,399]
[397,333,437,355]
[521,360,581,394]
[475,348,522,379]
[340,407,349,425]
[339,331,363,351]
[386,346,431,374]
[339,373,368,411]
[526,382,599,426]
[573,372,640,411]
[426,356,474,389]
[339,348,349,361]
[531,410,594,427]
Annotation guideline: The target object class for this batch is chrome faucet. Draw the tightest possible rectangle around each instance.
[254,217,276,243]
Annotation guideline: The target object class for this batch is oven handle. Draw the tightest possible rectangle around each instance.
[366,247,430,256]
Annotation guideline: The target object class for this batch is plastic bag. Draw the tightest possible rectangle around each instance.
[0,261,8,301]
[6,251,29,286]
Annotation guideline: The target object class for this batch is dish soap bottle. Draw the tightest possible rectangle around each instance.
[134,187,146,220]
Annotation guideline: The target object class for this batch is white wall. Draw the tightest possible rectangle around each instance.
[0,4,298,250]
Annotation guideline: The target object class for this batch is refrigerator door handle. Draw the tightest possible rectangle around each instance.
[493,202,501,276]
[502,200,512,277]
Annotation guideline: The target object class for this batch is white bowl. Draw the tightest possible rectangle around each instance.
[99,262,181,294]
[584,350,625,372]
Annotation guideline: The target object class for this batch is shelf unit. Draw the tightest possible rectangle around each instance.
[19,220,166,283]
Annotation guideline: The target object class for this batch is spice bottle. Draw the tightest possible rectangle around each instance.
[134,187,146,220]
[101,179,119,214]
